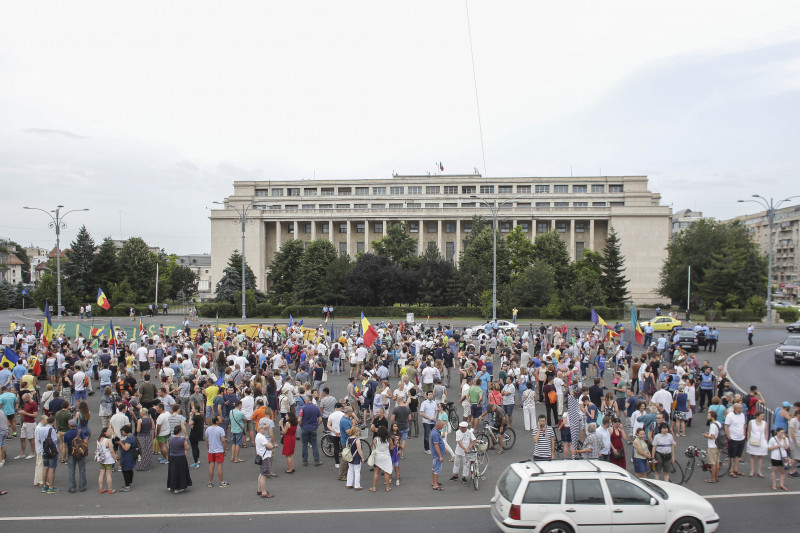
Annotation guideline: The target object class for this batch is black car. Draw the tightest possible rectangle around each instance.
[787,321,800,333]
[673,330,699,352]
[775,336,800,364]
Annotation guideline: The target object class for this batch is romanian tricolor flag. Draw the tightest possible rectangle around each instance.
[630,305,644,345]
[97,287,111,310]
[109,320,117,354]
[90,326,105,338]
[1,347,20,369]
[139,315,145,337]
[360,312,379,348]
[42,300,54,346]
[27,355,41,376]
[592,308,619,340]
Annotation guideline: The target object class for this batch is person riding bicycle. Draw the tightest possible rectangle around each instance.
[479,403,507,454]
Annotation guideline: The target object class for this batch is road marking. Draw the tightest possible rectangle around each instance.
[0,504,493,522]
[723,343,778,393]
[705,490,800,499]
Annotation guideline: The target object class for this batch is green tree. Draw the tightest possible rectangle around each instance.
[320,254,354,305]
[532,231,573,292]
[600,228,629,307]
[459,224,511,306]
[372,222,418,267]
[64,225,96,302]
[566,250,606,308]
[117,237,158,303]
[216,250,258,304]
[170,265,199,301]
[91,237,119,300]
[502,259,556,308]
[506,225,536,277]
[295,239,338,303]
[33,273,77,313]
[345,253,406,306]
[268,239,305,304]
[417,246,454,305]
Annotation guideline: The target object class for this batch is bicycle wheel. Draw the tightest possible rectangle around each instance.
[475,432,490,449]
[502,428,516,450]
[669,460,683,484]
[320,435,335,458]
[680,459,694,485]
[359,438,372,460]
[448,408,459,431]
[476,450,489,476]
[718,456,731,478]
[471,462,480,490]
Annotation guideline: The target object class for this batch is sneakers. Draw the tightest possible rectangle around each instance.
[119,486,131,492]
[335,464,341,468]
[789,471,800,478]
[13,454,25,460]
[461,477,468,484]
[174,489,185,494]
[425,450,432,455]
[219,481,230,487]
[42,486,49,493]
[26,454,35,460]
[0,460,5,467]
[48,487,62,493]
[314,462,323,466]
[189,462,200,468]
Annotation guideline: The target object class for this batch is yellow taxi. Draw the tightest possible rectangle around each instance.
[640,315,682,331]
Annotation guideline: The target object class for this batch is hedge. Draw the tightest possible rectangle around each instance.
[777,307,799,324]
[723,309,759,322]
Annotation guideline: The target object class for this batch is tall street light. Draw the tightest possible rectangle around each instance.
[470,195,521,321]
[23,205,89,318]
[213,201,256,320]
[737,194,800,325]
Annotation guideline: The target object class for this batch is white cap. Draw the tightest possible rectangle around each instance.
[459,421,469,428]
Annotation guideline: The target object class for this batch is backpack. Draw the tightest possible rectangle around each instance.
[712,421,725,449]
[43,428,58,459]
[84,376,90,388]
[547,388,558,405]
[72,436,89,460]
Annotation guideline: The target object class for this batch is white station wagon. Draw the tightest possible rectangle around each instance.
[491,460,719,533]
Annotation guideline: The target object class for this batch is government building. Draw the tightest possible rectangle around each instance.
[210,174,671,303]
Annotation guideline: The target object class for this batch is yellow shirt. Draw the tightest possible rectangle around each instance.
[125,354,135,368]
[21,374,35,391]
[205,385,219,406]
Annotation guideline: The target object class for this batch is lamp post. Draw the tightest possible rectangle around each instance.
[213,201,256,320]
[470,195,521,321]
[737,195,800,325]
[23,205,89,318]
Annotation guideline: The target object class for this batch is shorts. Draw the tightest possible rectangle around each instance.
[232,432,243,445]
[633,457,649,474]
[503,404,514,416]
[259,456,272,476]
[727,439,745,459]
[463,404,471,418]
[0,430,6,448]
[42,455,59,469]
[157,435,168,443]
[73,390,87,401]
[139,361,150,372]
[48,367,57,377]
[244,419,254,433]
[674,410,686,420]
[400,429,409,440]
[470,405,482,418]
[100,463,113,470]
[21,422,36,440]
[653,451,672,472]
[560,427,572,443]
[707,447,721,466]
[771,459,784,467]
[205,406,212,418]
[5,414,13,422]
[207,452,225,463]
[432,454,442,474]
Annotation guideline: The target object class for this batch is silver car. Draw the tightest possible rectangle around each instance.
[775,336,800,364]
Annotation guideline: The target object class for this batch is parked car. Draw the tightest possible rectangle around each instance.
[471,320,519,332]
[672,329,699,352]
[786,321,800,333]
[491,460,720,533]
[775,336,800,365]
[639,316,682,332]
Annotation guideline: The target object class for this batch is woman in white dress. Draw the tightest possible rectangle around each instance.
[370,426,393,492]
[746,411,768,477]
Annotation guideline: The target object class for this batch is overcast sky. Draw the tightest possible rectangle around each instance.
[2,1,799,255]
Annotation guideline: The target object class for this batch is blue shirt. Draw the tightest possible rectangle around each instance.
[429,428,445,457]
[12,364,26,382]
[339,416,352,446]
[300,402,321,430]
[0,368,11,388]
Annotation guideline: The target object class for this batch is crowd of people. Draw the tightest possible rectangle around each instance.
[0,317,798,500]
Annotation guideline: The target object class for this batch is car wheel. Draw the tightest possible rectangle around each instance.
[670,516,703,533]
[541,521,574,533]
[775,358,782,365]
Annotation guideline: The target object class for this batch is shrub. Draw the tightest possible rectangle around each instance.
[777,307,799,323]
[725,308,743,322]
[569,305,590,321]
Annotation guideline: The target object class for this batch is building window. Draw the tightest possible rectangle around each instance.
[374,222,383,233]
[390,186,404,195]
[371,203,385,209]
[426,186,440,194]
[461,202,476,208]
[321,223,329,234]
[500,221,511,232]
[338,223,347,234]
[537,222,549,233]
[356,241,365,253]
[339,242,347,256]
[592,202,607,207]
[445,222,456,233]
[444,186,458,195]
[573,185,587,194]
[319,203,333,209]
[271,188,283,196]
[304,188,317,196]
[287,223,294,234]
[373,186,386,195]
[427,241,437,251]
[535,202,550,208]
[535,185,550,194]
[303,222,312,234]
[575,222,586,233]
[498,185,513,194]
[321,188,334,196]
[443,202,457,207]
[575,241,585,258]
[302,204,314,210]
[517,185,531,194]
[609,184,624,193]
[464,222,473,233]
[610,201,625,206]
[408,186,422,195]
[389,203,403,209]
[591,184,604,193]
[574,202,588,207]
[427,222,437,233]
[355,187,369,196]
[480,185,494,194]
[285,204,298,211]
[269,205,281,210]
[553,185,568,194]
[287,188,300,197]
[336,204,350,210]
[517,202,531,208]
[554,202,569,207]
[255,189,269,197]
[354,203,368,209]
[409,222,419,233]
[519,222,530,232]
[338,187,352,195]
[556,222,567,233]
[462,186,476,195]
[425,202,439,208]
[303,241,309,251]
[407,202,421,208]
[445,242,455,262]
[356,223,365,233]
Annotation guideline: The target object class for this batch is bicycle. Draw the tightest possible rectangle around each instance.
[679,445,729,485]
[321,426,372,460]
[554,435,584,458]
[476,421,516,451]
[445,401,460,431]
[468,441,489,490]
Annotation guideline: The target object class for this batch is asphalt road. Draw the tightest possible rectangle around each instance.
[725,334,800,408]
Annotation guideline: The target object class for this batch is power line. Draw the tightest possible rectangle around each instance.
[465,0,487,178]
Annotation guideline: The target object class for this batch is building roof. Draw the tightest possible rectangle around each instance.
[48,247,68,258]
[6,254,24,265]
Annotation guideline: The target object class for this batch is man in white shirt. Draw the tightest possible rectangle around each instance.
[355,343,368,376]
[420,391,438,454]
[725,402,747,476]
[449,421,476,482]
[421,364,437,396]
[326,403,345,468]
[109,403,129,440]
[651,383,673,416]
[596,417,612,460]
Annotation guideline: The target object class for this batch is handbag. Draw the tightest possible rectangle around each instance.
[367,448,376,467]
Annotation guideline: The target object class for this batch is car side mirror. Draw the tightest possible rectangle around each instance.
[650,497,658,506]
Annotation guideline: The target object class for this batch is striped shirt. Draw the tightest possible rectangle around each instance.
[533,426,555,458]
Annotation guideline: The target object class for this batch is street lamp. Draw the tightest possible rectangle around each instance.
[470,195,521,321]
[23,205,89,318]
[737,194,800,325]
[213,201,256,320]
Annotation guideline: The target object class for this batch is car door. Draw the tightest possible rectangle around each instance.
[520,479,563,526]
[563,478,612,532]
[604,479,667,533]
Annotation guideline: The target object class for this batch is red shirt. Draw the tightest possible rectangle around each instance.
[22,401,38,423]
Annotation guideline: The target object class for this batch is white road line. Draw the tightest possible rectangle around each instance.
[723,343,778,393]
[705,490,800,499]
[0,504,492,522]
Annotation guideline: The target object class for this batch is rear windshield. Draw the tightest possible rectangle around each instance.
[498,467,522,502]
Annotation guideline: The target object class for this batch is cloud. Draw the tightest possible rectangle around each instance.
[24,128,90,139]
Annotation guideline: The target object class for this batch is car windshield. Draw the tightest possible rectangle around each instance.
[631,477,669,500]
[782,337,800,347]
[679,332,696,339]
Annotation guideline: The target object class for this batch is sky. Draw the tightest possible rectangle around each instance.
[2,1,799,255]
